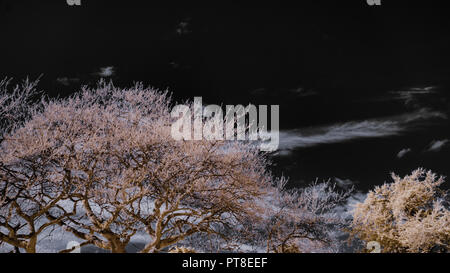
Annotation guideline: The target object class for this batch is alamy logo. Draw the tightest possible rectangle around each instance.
[66,0,81,6]
[367,0,381,5]
[170,97,280,152]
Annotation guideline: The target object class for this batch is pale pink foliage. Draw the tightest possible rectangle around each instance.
[0,77,42,139]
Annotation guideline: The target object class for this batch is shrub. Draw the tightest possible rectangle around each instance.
[351,169,450,253]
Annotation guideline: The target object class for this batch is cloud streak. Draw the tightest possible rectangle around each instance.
[94,66,115,77]
[56,77,80,86]
[277,108,446,152]
[397,148,411,158]
[355,86,439,109]
[426,139,449,152]
[333,177,356,189]
[389,86,437,106]
[176,20,191,35]
[288,87,318,97]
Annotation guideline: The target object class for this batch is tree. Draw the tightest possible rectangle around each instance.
[0,77,68,253]
[0,77,41,139]
[1,79,353,253]
[351,169,450,253]
[259,180,350,253]
[0,80,272,252]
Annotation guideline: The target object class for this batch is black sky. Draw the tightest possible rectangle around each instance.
[1,0,449,190]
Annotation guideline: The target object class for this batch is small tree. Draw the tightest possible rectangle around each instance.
[351,169,450,253]
[260,180,350,253]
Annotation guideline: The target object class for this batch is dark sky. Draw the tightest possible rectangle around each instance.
[1,0,449,190]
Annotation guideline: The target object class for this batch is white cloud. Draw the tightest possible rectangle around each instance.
[176,21,191,35]
[288,87,318,97]
[250,88,267,95]
[397,148,411,158]
[56,77,79,86]
[250,87,317,98]
[94,66,115,77]
[333,177,356,189]
[356,86,438,107]
[277,108,446,152]
[389,86,437,106]
[426,139,449,152]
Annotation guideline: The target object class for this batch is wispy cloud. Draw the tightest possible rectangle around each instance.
[356,86,439,107]
[250,88,267,96]
[333,177,357,189]
[288,87,318,97]
[176,20,191,35]
[250,86,317,98]
[56,77,79,86]
[94,66,115,77]
[277,108,446,152]
[426,139,449,152]
[389,86,437,107]
[397,148,411,158]
[390,86,436,98]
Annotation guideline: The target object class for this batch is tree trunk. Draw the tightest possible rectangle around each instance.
[108,237,127,253]
[111,244,126,253]
[25,236,37,253]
